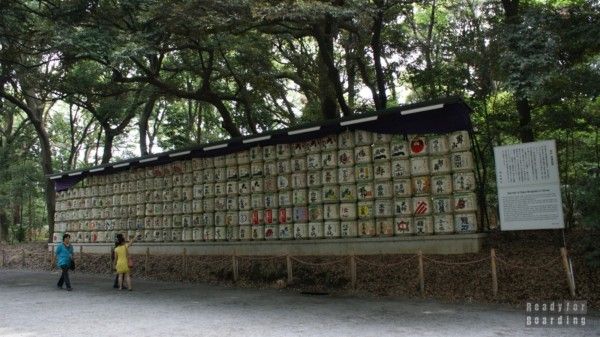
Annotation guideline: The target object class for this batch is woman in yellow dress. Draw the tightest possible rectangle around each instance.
[114,234,136,290]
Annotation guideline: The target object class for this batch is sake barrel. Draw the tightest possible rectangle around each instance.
[324,221,340,239]
[354,146,372,164]
[264,208,277,225]
[428,134,449,155]
[263,145,276,161]
[373,133,392,144]
[452,172,476,192]
[374,199,393,218]
[455,212,477,233]
[433,214,454,234]
[322,151,337,169]
[373,161,392,181]
[393,179,412,198]
[278,191,292,207]
[357,182,375,200]
[337,149,354,167]
[264,161,277,177]
[278,207,293,224]
[164,176,174,189]
[192,227,203,242]
[250,178,264,194]
[250,146,263,162]
[213,155,226,168]
[322,169,338,185]
[291,157,307,172]
[203,168,215,183]
[432,196,453,214]
[276,143,291,160]
[358,219,376,237]
[264,193,278,209]
[276,160,291,175]
[251,161,264,177]
[238,210,252,226]
[251,225,265,240]
[173,174,183,187]
[163,215,173,228]
[264,224,279,240]
[203,226,215,241]
[173,214,183,228]
[409,135,428,156]
[308,204,324,222]
[182,188,193,201]
[431,175,453,195]
[414,216,433,235]
[171,228,183,242]
[226,166,238,180]
[162,229,172,242]
[203,183,215,198]
[237,150,250,165]
[227,226,240,241]
[354,130,372,145]
[183,173,194,187]
[294,223,308,239]
[357,201,374,219]
[322,135,337,151]
[412,196,432,216]
[430,156,452,175]
[306,153,322,171]
[449,130,471,152]
[323,203,340,220]
[340,203,357,220]
[394,217,413,235]
[372,144,390,162]
[307,139,322,153]
[192,214,202,227]
[390,141,410,159]
[214,226,226,241]
[182,228,193,242]
[163,189,173,202]
[412,176,431,195]
[392,159,411,179]
[251,209,264,225]
[225,212,238,226]
[237,195,251,211]
[279,223,294,240]
[202,212,214,227]
[239,225,251,240]
[202,198,215,212]
[340,221,358,238]
[293,189,308,205]
[410,157,430,176]
[193,184,204,200]
[394,198,413,216]
[307,171,322,187]
[277,175,291,191]
[451,151,474,172]
[374,181,393,199]
[291,173,307,189]
[214,197,226,211]
[292,142,307,157]
[293,206,309,223]
[339,184,357,202]
[376,217,394,237]
[264,176,277,192]
[192,158,203,171]
[226,196,238,211]
[453,193,478,213]
[238,165,250,180]
[308,188,323,204]
[308,222,324,239]
[322,185,340,203]
[355,163,374,181]
[338,131,355,149]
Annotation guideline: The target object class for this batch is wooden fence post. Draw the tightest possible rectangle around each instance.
[232,255,239,282]
[491,248,498,297]
[350,255,357,290]
[286,255,293,284]
[418,250,424,296]
[560,247,576,298]
[145,247,150,277]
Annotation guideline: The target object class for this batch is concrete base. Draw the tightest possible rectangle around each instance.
[50,234,487,256]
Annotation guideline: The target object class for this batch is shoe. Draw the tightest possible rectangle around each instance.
[66,288,72,291]
[57,285,62,289]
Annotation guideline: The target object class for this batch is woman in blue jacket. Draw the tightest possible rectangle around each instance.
[55,233,74,291]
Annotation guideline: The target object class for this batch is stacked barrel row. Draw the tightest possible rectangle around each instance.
[53,130,478,243]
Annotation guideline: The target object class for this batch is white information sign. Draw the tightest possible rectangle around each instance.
[494,140,564,230]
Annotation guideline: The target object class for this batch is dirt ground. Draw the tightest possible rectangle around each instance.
[0,270,597,337]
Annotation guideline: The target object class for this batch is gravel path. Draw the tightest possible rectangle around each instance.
[0,270,597,337]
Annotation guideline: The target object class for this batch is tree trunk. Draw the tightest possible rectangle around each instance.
[139,93,158,156]
[0,210,8,242]
[371,1,387,110]
[102,131,115,164]
[516,97,535,142]
[30,117,55,244]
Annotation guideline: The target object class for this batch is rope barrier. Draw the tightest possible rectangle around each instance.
[422,255,489,266]
[291,256,347,267]
[238,255,285,262]
[355,255,417,268]
[495,255,559,271]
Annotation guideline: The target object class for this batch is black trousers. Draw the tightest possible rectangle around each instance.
[57,268,71,289]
